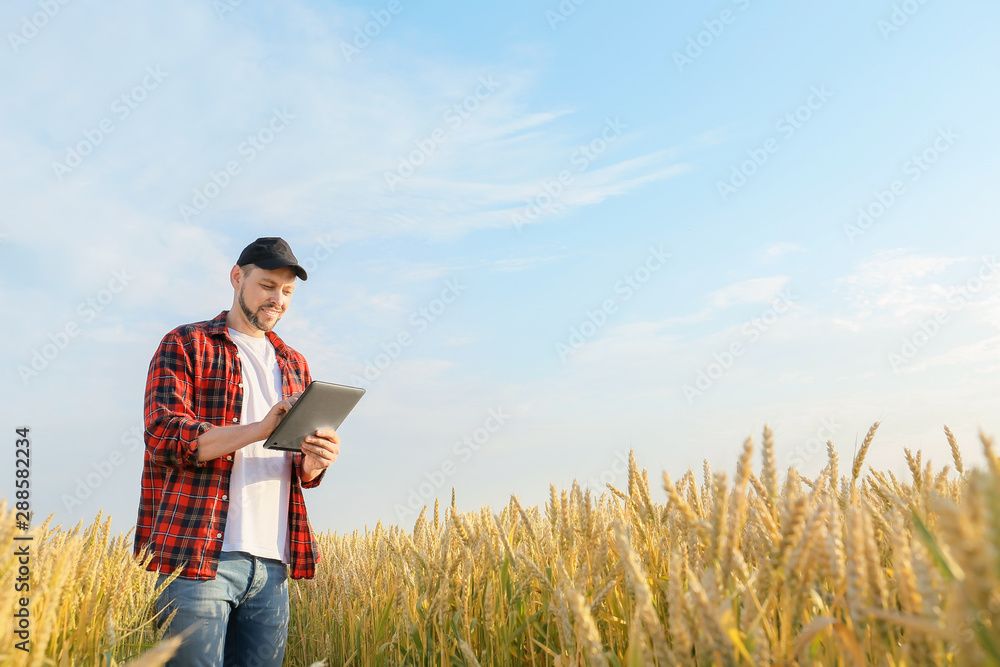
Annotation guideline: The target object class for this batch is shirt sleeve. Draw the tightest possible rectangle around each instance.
[295,453,326,488]
[143,332,213,469]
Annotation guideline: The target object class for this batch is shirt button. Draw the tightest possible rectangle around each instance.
[227,455,233,461]
[232,417,239,423]
[238,382,243,388]
[222,494,228,500]
[216,532,222,538]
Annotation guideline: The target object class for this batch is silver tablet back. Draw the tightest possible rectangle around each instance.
[263,381,366,451]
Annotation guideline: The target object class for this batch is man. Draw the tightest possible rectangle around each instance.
[134,237,340,666]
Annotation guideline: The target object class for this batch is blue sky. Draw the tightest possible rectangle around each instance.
[3,0,999,535]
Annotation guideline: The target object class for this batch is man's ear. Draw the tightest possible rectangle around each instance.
[230,265,242,290]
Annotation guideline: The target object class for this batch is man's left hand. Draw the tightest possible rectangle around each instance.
[300,428,340,482]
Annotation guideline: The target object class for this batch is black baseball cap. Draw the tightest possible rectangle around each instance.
[236,237,308,280]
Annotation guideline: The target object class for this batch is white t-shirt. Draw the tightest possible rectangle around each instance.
[221,327,292,563]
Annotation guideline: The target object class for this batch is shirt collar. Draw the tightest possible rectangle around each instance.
[208,310,291,358]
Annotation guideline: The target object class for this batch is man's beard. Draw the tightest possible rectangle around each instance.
[238,287,281,332]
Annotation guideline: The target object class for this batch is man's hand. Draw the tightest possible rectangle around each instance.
[300,428,340,482]
[195,391,303,463]
[257,391,303,440]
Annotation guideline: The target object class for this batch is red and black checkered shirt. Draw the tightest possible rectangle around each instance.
[133,310,325,580]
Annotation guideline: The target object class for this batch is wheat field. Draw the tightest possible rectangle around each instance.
[3,423,1000,666]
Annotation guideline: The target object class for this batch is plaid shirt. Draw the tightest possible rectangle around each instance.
[133,310,325,580]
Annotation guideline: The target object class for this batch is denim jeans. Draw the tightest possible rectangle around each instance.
[154,551,289,667]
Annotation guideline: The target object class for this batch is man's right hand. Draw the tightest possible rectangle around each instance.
[257,391,302,440]
[196,391,305,463]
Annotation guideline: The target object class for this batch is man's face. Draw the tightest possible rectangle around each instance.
[236,265,297,333]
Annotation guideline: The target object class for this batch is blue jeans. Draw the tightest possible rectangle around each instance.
[154,551,289,667]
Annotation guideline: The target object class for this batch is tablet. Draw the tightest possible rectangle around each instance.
[262,381,366,452]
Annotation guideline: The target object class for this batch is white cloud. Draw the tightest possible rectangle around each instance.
[708,276,790,309]
[835,249,994,326]
[1,4,683,258]
[896,332,1000,374]
[778,372,815,384]
[487,255,564,272]
[761,242,806,261]
[446,335,478,345]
